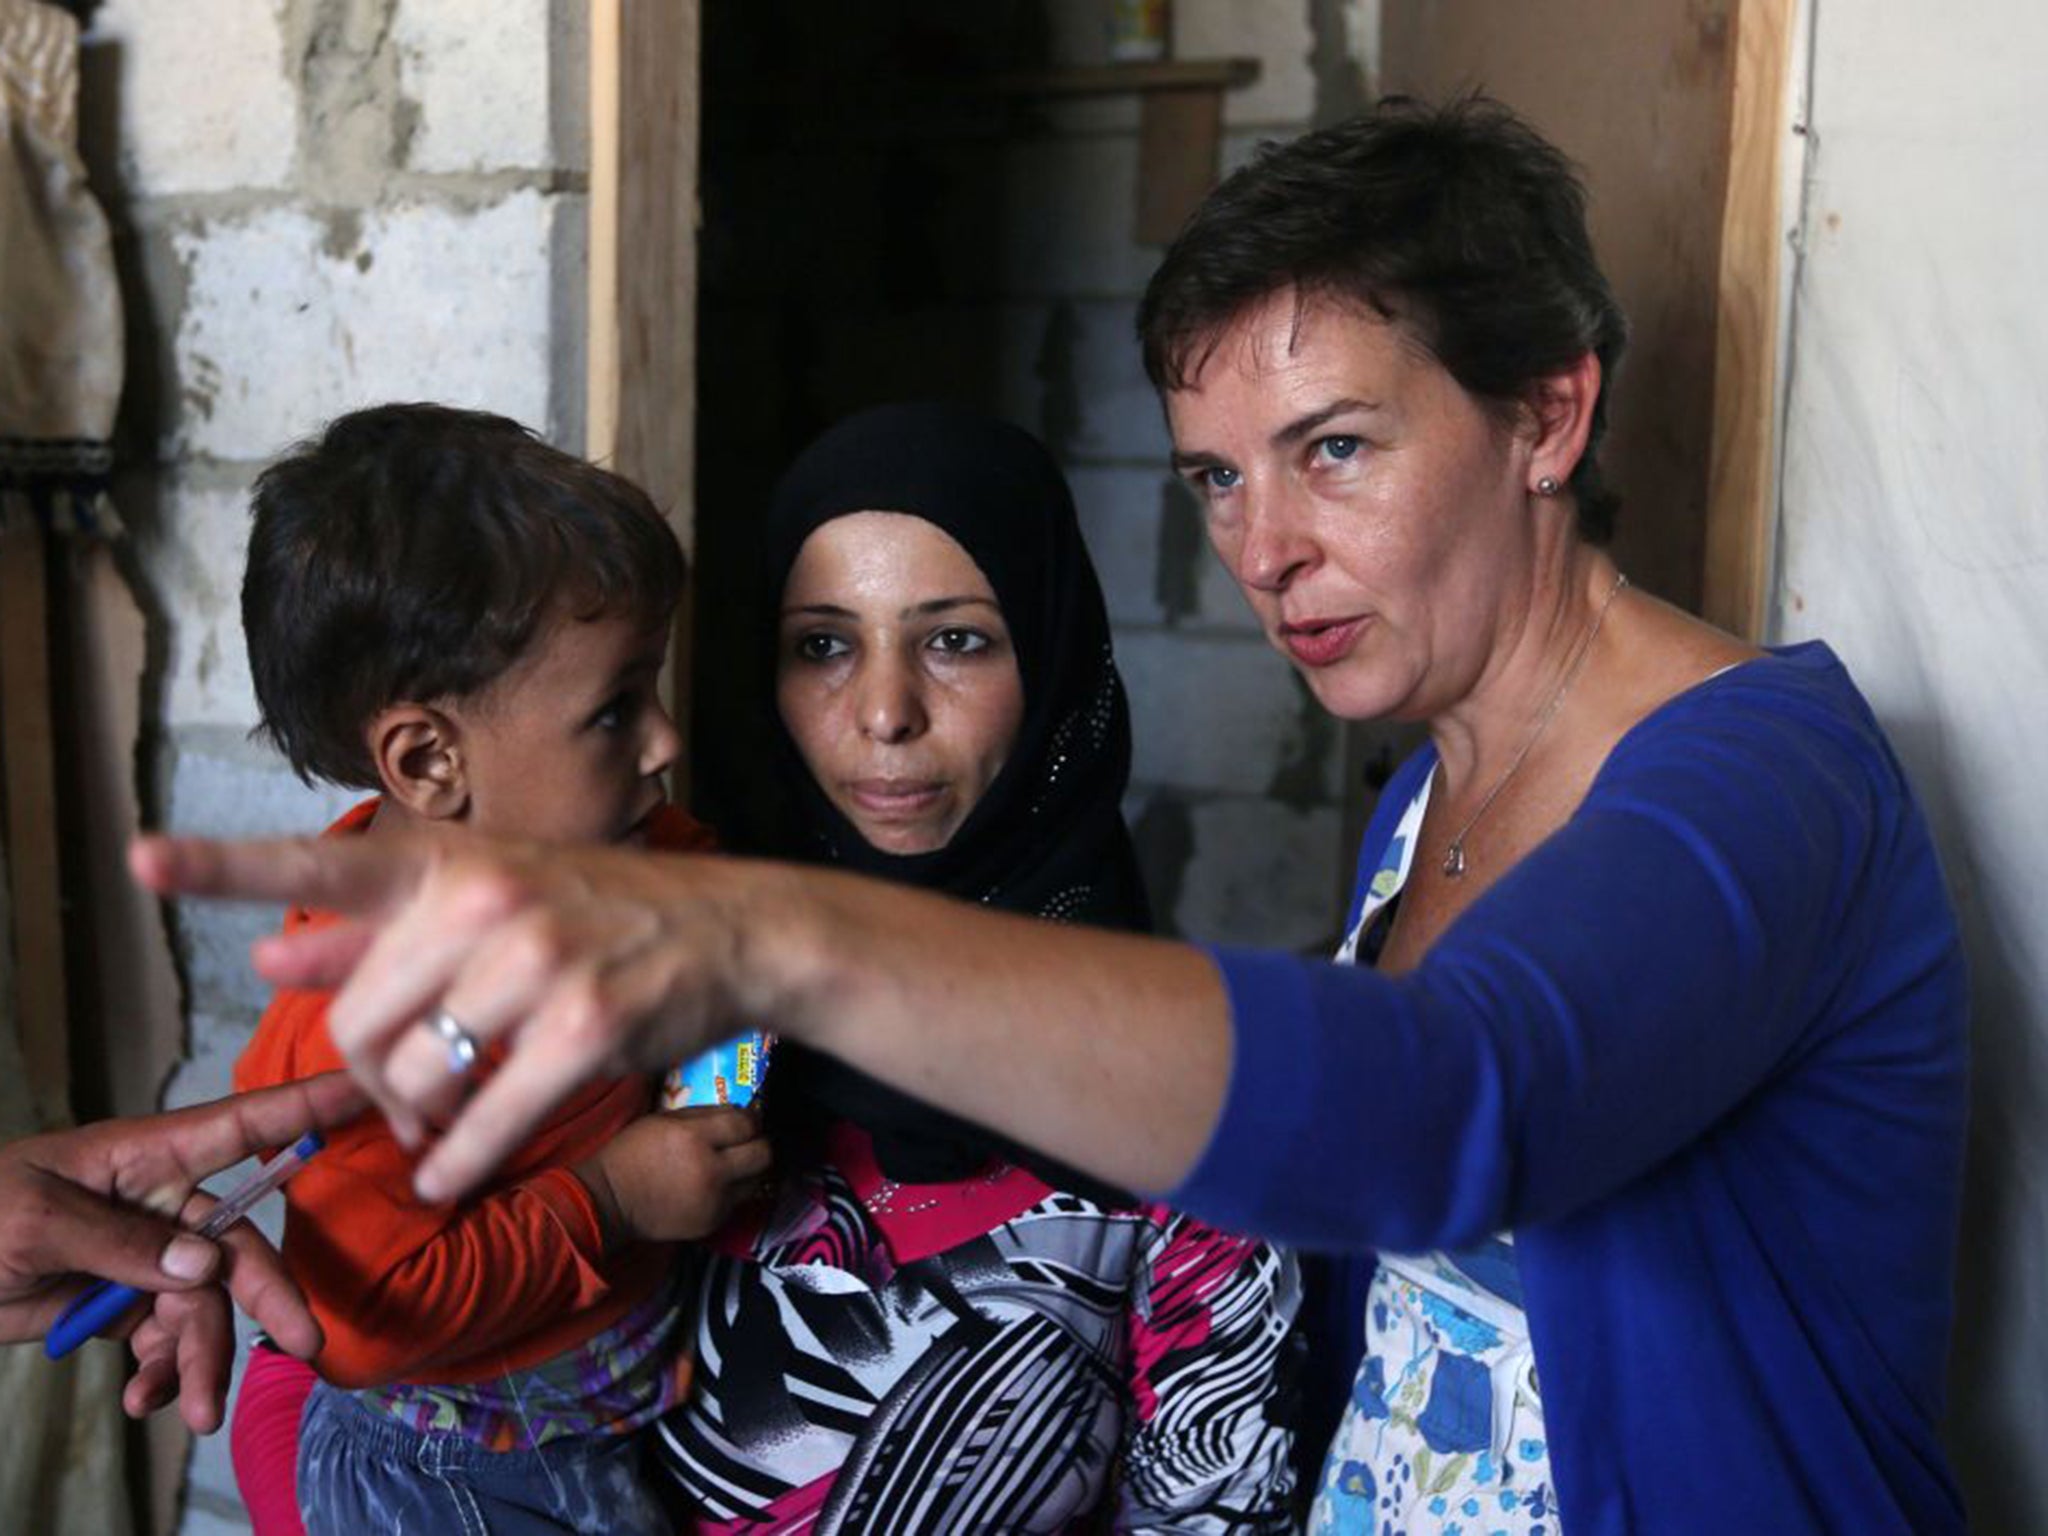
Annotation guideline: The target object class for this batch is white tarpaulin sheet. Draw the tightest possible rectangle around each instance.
[1773,2,2048,1525]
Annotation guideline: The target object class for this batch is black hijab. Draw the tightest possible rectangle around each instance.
[759,401,1148,1201]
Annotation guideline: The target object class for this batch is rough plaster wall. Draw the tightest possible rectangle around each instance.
[73,3,591,1528]
[1771,5,2048,1525]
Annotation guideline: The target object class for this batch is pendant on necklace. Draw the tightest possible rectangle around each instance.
[1442,842,1467,878]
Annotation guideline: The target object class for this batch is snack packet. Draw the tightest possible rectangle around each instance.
[662,1030,772,1110]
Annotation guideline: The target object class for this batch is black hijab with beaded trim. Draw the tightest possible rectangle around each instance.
[759,401,1148,1199]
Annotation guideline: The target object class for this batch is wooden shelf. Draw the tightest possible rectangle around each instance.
[996,58,1261,244]
[994,58,1261,98]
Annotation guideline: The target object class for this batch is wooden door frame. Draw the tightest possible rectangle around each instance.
[1702,0,1803,639]
[587,0,701,798]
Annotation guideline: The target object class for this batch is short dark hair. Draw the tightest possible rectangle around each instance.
[1138,95,1629,542]
[243,403,685,788]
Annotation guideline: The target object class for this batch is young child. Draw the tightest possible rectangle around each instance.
[227,403,769,1535]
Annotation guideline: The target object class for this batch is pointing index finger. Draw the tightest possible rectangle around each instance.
[129,833,428,916]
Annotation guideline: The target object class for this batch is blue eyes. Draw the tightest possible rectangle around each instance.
[1186,435,1363,498]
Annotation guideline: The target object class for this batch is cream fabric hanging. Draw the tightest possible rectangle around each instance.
[0,0,122,532]
[0,6,137,1533]
[0,848,136,1536]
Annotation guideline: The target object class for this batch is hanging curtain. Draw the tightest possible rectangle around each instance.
[0,3,137,1532]
[0,842,136,1535]
[0,0,122,532]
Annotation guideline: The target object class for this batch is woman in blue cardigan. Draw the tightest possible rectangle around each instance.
[142,99,1968,1534]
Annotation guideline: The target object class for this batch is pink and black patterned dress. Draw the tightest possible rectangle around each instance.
[656,1121,1300,1533]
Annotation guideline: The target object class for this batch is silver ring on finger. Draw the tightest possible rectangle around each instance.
[423,1008,482,1077]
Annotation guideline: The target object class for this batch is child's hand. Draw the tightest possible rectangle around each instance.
[575,1107,771,1250]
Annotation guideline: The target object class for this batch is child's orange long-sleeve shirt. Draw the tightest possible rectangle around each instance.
[232,799,719,1390]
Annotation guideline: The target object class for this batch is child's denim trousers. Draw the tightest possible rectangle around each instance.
[296,1379,672,1535]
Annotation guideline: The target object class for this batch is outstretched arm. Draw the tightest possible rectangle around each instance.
[132,669,1948,1267]
[130,834,1234,1205]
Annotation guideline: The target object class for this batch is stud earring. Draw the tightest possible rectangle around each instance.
[1535,476,1561,496]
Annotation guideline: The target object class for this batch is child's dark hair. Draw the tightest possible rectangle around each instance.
[1139,95,1629,543]
[243,403,685,788]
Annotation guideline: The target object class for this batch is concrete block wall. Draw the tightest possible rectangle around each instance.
[990,0,1378,950]
[82,0,591,1018]
[74,3,591,1527]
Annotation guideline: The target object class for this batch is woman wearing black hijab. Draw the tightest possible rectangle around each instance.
[655,403,1300,1534]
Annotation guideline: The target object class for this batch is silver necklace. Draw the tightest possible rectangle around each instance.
[1440,571,1629,879]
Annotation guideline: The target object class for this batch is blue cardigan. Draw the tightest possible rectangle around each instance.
[1170,644,1968,1533]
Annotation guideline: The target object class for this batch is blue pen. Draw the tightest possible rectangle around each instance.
[44,1131,325,1361]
